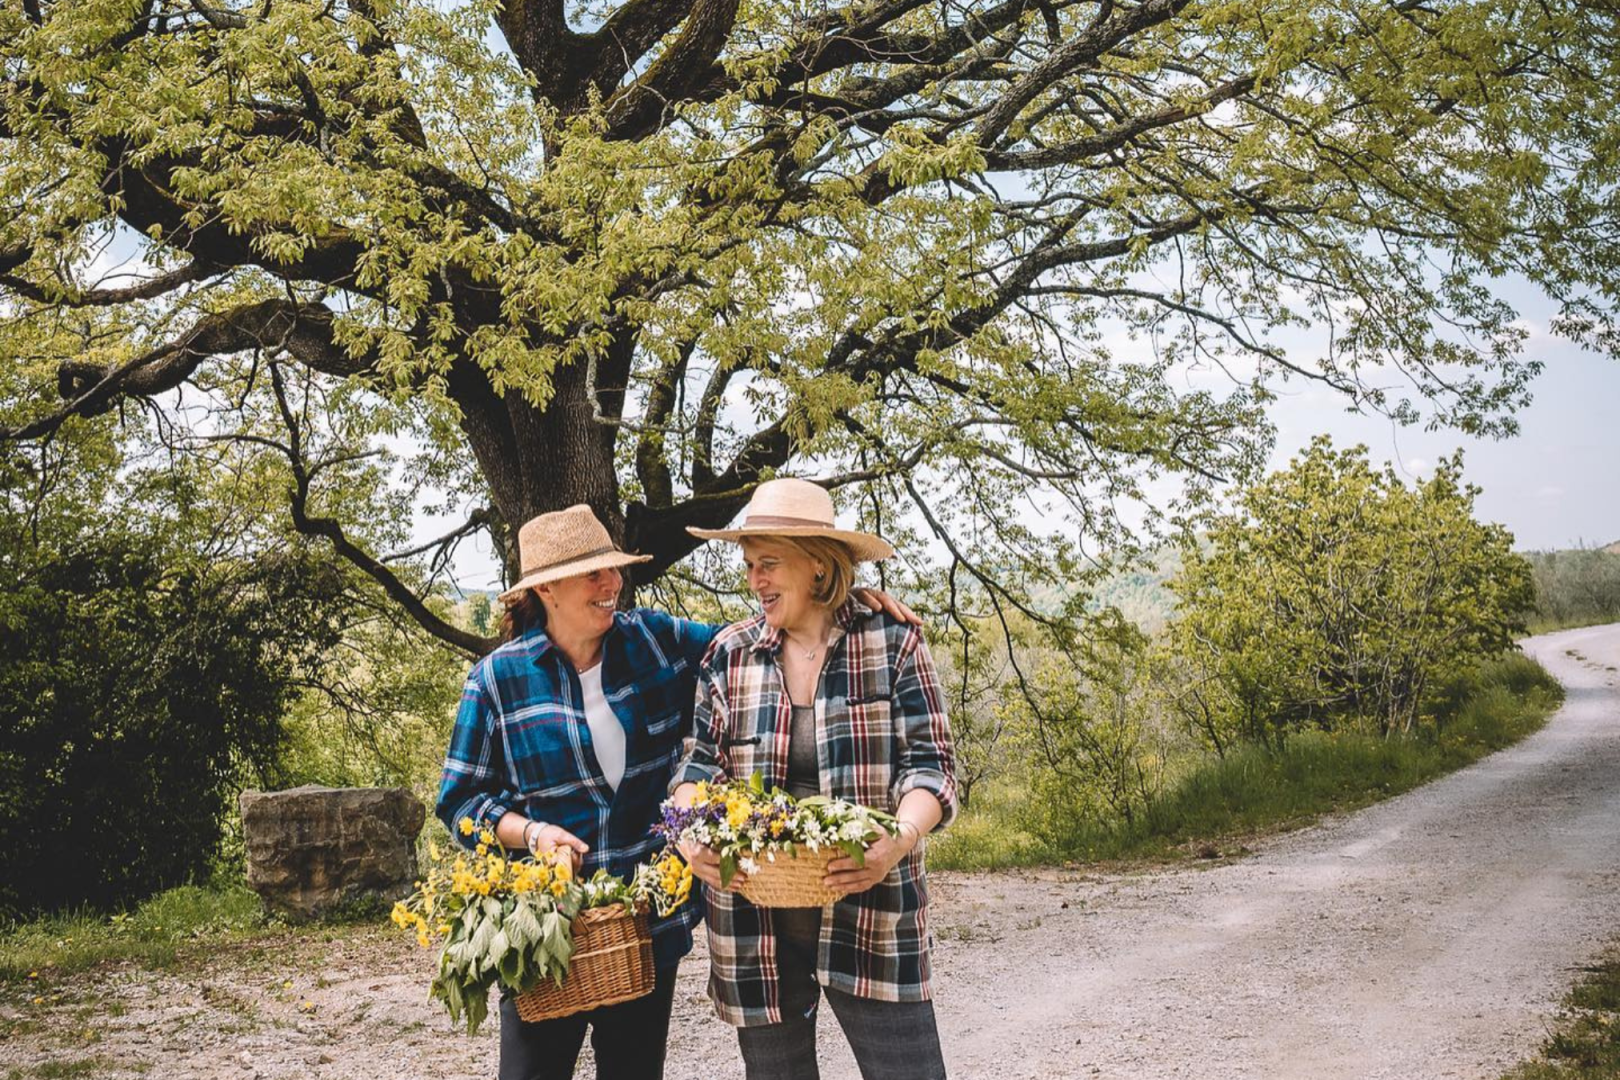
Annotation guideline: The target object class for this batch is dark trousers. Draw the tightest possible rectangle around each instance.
[735,917,947,1080]
[498,964,678,1080]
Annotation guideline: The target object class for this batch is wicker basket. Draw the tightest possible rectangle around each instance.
[513,905,654,1022]
[736,846,843,908]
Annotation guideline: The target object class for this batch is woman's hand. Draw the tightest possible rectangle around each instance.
[852,587,922,627]
[823,822,919,896]
[532,823,590,872]
[679,838,744,892]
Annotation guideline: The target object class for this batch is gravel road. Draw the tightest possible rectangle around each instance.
[7,624,1619,1080]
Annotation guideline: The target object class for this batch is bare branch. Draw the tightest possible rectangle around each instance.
[268,363,497,658]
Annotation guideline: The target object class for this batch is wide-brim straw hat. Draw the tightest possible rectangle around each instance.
[686,478,894,562]
[498,504,651,605]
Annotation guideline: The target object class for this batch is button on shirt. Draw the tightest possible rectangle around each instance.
[675,602,958,1026]
[436,609,717,969]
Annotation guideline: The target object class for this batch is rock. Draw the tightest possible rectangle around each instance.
[240,786,425,921]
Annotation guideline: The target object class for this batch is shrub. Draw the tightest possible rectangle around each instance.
[0,538,344,915]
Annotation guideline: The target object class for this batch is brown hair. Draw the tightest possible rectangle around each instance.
[752,535,856,612]
[500,588,548,642]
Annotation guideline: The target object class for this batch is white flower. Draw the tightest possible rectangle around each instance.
[738,857,759,875]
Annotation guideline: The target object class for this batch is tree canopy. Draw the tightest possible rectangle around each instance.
[3,0,1616,653]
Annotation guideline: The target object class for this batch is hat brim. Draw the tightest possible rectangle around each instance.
[685,525,894,563]
[497,550,653,605]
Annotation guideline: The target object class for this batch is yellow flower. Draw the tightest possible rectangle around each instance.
[478,828,495,846]
[725,795,751,828]
[458,817,475,836]
[549,880,566,897]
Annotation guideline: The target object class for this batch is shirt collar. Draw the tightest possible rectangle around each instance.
[749,598,866,655]
[523,614,622,667]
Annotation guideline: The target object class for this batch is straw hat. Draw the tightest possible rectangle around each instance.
[498,504,651,604]
[686,478,894,562]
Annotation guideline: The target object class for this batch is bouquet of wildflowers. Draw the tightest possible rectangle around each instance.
[391,818,693,1034]
[657,773,897,888]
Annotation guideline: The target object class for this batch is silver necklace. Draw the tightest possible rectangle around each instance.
[788,634,822,663]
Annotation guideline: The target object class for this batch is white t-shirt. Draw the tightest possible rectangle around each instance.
[578,663,626,793]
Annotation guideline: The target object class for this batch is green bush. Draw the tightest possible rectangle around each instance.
[0,539,344,915]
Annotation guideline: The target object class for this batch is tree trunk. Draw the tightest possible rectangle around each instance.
[450,358,624,591]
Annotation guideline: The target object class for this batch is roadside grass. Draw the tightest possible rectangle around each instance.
[4,1054,139,1080]
[1502,945,1620,1078]
[931,651,1564,872]
[1524,614,1620,635]
[0,884,271,983]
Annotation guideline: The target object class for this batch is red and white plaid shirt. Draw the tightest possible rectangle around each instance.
[674,601,957,1026]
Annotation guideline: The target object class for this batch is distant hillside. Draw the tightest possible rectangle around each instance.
[1089,544,1186,632]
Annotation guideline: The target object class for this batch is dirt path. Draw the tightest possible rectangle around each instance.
[7,624,1619,1080]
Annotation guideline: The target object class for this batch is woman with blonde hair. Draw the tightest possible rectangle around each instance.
[672,478,956,1080]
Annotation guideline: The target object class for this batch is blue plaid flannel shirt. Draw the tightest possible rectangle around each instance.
[435,609,717,970]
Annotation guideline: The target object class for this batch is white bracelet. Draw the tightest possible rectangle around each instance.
[524,820,549,854]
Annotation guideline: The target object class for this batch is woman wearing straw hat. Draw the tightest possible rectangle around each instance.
[671,478,957,1080]
[435,501,916,1080]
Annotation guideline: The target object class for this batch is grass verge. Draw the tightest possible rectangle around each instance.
[931,650,1564,872]
[1502,945,1620,1078]
[0,884,271,983]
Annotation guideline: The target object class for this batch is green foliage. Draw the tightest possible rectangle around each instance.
[930,651,1562,871]
[1022,613,1167,831]
[0,536,347,915]
[5,0,1617,659]
[274,606,465,798]
[1164,438,1534,745]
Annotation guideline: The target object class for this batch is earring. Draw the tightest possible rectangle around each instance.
[815,571,826,582]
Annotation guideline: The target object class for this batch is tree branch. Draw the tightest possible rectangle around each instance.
[269,363,497,658]
[2,299,375,441]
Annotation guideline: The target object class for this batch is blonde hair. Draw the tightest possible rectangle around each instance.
[749,535,856,612]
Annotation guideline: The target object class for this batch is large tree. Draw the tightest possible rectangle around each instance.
[2,0,1615,655]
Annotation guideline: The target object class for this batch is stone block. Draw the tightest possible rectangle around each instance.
[240,785,426,921]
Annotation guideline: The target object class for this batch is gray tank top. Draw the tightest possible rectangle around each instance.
[786,705,819,798]
[779,703,827,929]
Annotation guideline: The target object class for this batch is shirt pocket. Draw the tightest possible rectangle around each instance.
[507,708,586,798]
[633,665,692,740]
[718,701,778,785]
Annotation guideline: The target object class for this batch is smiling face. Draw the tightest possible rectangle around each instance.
[535,566,623,646]
[741,537,826,633]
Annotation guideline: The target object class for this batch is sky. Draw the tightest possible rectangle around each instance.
[1257,294,1620,553]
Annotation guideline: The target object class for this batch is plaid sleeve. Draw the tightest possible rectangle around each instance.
[672,651,731,792]
[434,663,518,846]
[888,630,958,829]
[632,608,722,671]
